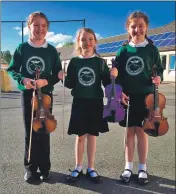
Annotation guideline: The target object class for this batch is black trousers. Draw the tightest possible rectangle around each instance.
[21,90,53,175]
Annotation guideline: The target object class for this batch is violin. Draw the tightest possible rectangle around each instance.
[32,68,57,133]
[143,66,169,137]
[103,59,125,122]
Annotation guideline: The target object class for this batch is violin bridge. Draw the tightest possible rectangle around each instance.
[39,116,45,119]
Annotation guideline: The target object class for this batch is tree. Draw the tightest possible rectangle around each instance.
[2,50,12,64]
[0,51,5,63]
[63,42,74,47]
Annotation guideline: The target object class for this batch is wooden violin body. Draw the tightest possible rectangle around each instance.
[143,92,169,136]
[32,68,57,133]
[143,67,169,137]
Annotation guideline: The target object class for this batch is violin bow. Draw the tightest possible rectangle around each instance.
[152,64,158,78]
[62,63,67,140]
[27,78,37,163]
[111,59,116,98]
[124,100,130,146]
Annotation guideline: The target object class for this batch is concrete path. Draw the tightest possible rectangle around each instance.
[0,81,175,194]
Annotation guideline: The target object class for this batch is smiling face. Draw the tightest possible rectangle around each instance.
[78,31,97,56]
[28,16,48,41]
[127,17,148,44]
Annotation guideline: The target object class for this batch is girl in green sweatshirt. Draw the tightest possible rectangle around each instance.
[58,28,117,183]
[115,11,163,185]
[7,12,61,183]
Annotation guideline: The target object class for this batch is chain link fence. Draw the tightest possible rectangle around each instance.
[1,19,85,64]
[0,19,85,91]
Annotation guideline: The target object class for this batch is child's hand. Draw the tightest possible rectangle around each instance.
[58,70,66,80]
[23,78,35,89]
[121,92,129,106]
[35,79,48,88]
[151,76,161,86]
[110,67,118,78]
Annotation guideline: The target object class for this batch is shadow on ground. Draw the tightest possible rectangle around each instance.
[29,171,175,194]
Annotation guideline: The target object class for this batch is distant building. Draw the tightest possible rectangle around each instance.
[57,21,175,82]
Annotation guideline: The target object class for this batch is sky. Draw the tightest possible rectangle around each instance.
[1,1,175,54]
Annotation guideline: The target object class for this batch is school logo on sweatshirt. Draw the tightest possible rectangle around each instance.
[26,56,45,75]
[78,67,95,86]
[126,56,144,76]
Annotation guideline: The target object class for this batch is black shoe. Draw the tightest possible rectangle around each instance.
[24,171,40,183]
[24,172,34,183]
[86,169,101,183]
[120,169,132,184]
[40,173,51,182]
[67,169,83,182]
[138,170,149,185]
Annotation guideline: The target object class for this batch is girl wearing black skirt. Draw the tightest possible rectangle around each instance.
[114,11,163,185]
[58,28,117,183]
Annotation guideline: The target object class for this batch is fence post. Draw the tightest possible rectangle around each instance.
[22,21,24,43]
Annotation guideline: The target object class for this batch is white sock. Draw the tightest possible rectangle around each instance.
[122,162,133,177]
[71,165,82,177]
[125,162,133,170]
[138,164,147,179]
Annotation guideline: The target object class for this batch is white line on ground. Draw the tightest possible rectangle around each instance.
[159,184,175,189]
[116,184,163,194]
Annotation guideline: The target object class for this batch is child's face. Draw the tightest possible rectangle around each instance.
[127,17,148,43]
[28,16,48,41]
[79,31,97,54]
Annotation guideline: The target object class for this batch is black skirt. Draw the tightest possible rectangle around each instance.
[119,94,149,128]
[68,98,109,136]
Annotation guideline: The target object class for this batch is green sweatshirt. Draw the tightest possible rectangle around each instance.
[65,56,111,99]
[7,42,62,93]
[115,43,164,94]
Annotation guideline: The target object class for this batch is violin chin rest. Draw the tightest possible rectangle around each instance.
[144,129,158,137]
[103,106,125,123]
[32,120,43,132]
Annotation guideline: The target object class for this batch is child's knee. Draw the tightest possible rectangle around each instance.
[76,135,86,143]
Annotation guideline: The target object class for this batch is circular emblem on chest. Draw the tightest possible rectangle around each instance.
[78,67,95,86]
[26,56,45,75]
[126,56,144,76]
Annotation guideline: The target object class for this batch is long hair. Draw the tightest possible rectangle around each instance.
[75,28,98,56]
[124,11,153,45]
